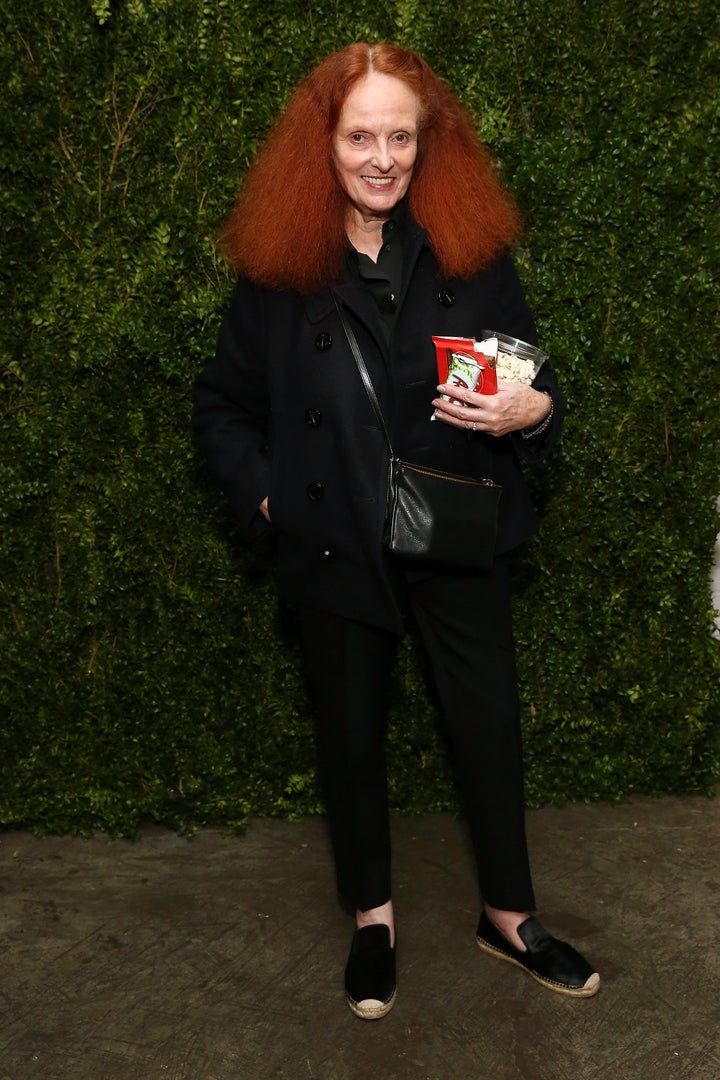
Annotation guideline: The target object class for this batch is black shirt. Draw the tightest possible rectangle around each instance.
[351,211,405,347]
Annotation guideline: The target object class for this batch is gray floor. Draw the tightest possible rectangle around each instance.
[2,794,719,1080]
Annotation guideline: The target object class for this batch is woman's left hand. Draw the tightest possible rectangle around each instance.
[432,381,551,437]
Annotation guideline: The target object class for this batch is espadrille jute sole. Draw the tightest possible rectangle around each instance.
[347,988,397,1019]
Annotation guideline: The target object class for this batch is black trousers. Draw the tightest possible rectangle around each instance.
[297,557,536,915]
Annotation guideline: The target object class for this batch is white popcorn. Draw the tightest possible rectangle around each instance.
[495,350,537,385]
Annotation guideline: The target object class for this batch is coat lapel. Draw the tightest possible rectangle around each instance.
[299,215,431,347]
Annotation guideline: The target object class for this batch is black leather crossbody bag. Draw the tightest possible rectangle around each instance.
[333,296,502,571]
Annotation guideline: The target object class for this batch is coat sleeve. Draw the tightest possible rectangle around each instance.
[511,363,567,463]
[192,277,273,537]
[489,251,566,463]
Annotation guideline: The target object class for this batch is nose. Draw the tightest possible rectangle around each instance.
[372,140,394,172]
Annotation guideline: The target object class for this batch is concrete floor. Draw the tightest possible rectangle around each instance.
[2,794,719,1080]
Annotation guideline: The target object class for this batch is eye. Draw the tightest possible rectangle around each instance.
[349,132,367,144]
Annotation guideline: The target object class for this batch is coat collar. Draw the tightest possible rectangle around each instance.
[300,213,430,326]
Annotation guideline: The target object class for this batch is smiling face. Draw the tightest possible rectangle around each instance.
[332,72,420,231]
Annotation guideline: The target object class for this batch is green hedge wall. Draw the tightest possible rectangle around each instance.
[2,0,719,835]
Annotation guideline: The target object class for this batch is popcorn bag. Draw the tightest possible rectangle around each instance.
[480,331,549,385]
[432,335,498,397]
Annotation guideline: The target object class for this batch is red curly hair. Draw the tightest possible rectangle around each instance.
[220,43,520,293]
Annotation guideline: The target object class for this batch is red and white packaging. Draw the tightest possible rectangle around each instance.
[432,335,499,397]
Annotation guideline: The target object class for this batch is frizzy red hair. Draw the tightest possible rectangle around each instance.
[220,43,521,293]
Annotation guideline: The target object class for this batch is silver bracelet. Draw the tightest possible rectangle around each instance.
[521,391,554,439]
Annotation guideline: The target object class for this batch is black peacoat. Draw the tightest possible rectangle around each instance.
[192,217,565,635]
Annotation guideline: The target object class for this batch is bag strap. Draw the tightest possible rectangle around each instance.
[332,293,395,456]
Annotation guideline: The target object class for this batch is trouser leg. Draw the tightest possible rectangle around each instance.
[407,559,536,912]
[296,607,399,912]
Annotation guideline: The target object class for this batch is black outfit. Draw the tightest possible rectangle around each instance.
[192,207,565,916]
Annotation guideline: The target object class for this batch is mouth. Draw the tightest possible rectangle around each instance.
[361,176,395,188]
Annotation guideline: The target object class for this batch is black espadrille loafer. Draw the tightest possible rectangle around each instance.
[476,911,600,998]
[344,923,396,1019]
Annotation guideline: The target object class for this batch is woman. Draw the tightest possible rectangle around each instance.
[193,43,600,1019]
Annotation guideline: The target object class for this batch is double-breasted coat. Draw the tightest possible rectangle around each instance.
[192,216,565,635]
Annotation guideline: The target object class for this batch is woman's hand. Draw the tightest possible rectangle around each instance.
[259,497,271,523]
[432,381,552,437]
